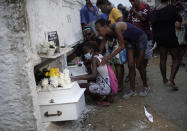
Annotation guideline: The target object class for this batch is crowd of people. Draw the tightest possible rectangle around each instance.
[69,0,187,106]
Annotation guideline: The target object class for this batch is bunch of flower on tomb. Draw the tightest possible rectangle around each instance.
[58,69,71,88]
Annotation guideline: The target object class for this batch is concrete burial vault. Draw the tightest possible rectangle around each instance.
[0,0,85,130]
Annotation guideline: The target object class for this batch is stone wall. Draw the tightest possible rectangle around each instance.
[0,0,84,130]
[0,0,38,130]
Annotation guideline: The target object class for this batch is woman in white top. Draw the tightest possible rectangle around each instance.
[71,41,111,106]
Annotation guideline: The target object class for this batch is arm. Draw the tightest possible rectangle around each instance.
[107,24,125,60]
[101,24,125,65]
[72,57,98,81]
[174,5,182,23]
[99,37,107,54]
[175,21,182,30]
[80,8,88,29]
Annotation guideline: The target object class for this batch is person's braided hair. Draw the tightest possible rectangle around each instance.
[83,41,99,52]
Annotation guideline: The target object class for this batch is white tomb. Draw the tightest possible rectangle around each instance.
[38,82,85,122]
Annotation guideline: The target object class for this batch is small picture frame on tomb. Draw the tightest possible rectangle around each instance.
[48,31,60,52]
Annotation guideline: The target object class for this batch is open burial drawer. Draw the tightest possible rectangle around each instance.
[68,64,88,84]
[38,82,86,122]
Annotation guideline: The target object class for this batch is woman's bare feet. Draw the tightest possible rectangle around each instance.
[167,80,179,91]
[163,79,168,85]
[96,101,110,107]
[96,96,110,107]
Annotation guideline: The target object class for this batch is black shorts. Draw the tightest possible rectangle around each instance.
[156,39,179,49]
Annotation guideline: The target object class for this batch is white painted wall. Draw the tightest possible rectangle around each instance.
[27,0,84,54]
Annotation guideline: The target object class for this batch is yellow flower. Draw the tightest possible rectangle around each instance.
[50,68,55,73]
[54,68,59,73]
[45,72,49,77]
[47,68,60,77]
[56,73,60,77]
[51,72,56,77]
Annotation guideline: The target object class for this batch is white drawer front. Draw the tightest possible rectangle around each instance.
[40,94,85,122]
[38,88,85,106]
[38,82,80,99]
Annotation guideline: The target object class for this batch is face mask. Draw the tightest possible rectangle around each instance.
[84,52,92,60]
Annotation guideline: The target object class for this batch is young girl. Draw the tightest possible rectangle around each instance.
[71,41,112,106]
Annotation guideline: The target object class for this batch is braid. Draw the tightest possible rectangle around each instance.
[83,41,99,52]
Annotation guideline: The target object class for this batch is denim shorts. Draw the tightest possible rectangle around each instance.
[126,33,148,51]
[126,33,152,59]
[144,40,153,60]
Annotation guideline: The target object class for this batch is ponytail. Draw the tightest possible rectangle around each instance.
[83,41,99,52]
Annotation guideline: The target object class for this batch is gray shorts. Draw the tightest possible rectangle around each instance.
[126,33,147,51]
[144,40,153,60]
[126,34,152,59]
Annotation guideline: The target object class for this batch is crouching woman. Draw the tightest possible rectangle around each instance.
[71,41,116,106]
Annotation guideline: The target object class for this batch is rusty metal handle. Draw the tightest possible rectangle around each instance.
[44,111,62,117]
[49,99,55,103]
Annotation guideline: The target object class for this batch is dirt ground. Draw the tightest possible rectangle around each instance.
[42,53,187,131]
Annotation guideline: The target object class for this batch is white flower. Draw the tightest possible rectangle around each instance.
[60,73,64,79]
[58,78,63,87]
[47,85,53,90]
[42,78,49,87]
[50,76,58,88]
[58,69,72,88]
[49,41,56,48]
[63,69,70,76]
